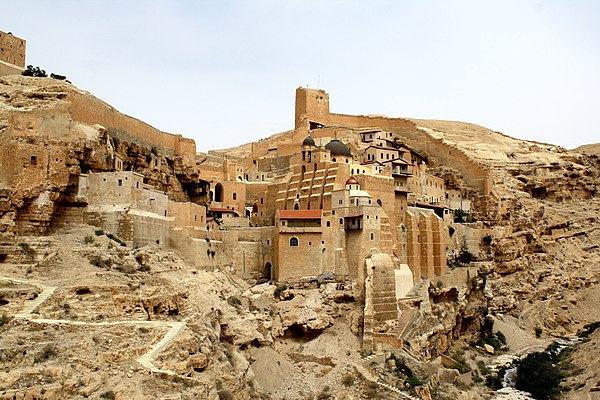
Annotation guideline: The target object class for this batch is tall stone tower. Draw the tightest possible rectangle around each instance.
[295,87,330,131]
[0,30,26,77]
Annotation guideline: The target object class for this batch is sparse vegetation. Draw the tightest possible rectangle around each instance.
[0,314,11,326]
[22,65,47,77]
[34,344,57,363]
[274,284,287,298]
[18,242,35,258]
[227,296,242,307]
[578,321,600,338]
[100,391,116,400]
[84,234,95,244]
[106,233,126,247]
[341,373,354,386]
[94,229,104,236]
[515,342,572,399]
[535,326,543,338]
[89,255,113,269]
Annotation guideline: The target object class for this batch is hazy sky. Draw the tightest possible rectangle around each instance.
[2,1,599,151]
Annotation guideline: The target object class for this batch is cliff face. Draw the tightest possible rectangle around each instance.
[0,75,202,239]
[410,119,600,340]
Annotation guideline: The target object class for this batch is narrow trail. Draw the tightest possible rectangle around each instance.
[0,275,194,381]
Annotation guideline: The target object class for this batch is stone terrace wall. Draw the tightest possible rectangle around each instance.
[66,91,196,162]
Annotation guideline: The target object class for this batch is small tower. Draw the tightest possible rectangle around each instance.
[295,87,330,130]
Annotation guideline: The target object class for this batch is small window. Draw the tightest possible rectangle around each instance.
[118,179,123,187]
[233,192,237,200]
[326,221,331,227]
[340,218,343,224]
[309,242,312,245]
[282,221,286,226]
[261,198,264,204]
[194,215,197,221]
[290,237,299,247]
[370,233,375,240]
[136,182,139,188]
[154,159,158,167]
[30,155,37,165]
[267,240,270,246]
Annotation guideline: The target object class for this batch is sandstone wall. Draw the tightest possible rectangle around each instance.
[0,60,23,77]
[66,91,196,163]
[0,31,25,68]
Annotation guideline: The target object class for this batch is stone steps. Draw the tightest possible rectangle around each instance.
[138,322,185,370]
[14,286,56,319]
[353,357,420,400]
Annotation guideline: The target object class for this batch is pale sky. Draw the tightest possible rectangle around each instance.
[2,0,599,152]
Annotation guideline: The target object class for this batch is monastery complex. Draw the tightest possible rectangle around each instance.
[0,32,494,350]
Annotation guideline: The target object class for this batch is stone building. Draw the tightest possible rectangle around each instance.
[0,30,25,77]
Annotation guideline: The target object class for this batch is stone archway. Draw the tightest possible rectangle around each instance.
[264,262,272,281]
[214,183,224,202]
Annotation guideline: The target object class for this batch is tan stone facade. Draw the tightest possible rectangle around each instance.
[0,30,25,76]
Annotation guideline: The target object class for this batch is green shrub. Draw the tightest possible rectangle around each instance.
[516,344,570,399]
[22,65,47,77]
[535,326,543,338]
[341,373,354,386]
[34,344,56,363]
[578,321,600,338]
[100,391,115,400]
[227,296,242,307]
[18,243,35,258]
[405,376,423,387]
[0,314,11,326]
[84,235,95,244]
[274,284,287,298]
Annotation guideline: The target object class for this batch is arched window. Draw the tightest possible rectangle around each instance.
[290,237,299,247]
[294,203,299,210]
[340,218,343,224]
[233,192,237,200]
[377,199,382,207]
[370,233,375,240]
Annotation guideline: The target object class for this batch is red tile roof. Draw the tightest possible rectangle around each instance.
[277,210,323,220]
[209,207,237,213]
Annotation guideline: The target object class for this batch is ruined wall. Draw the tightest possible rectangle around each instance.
[0,31,25,69]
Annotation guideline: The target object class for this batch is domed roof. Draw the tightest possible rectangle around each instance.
[325,139,352,157]
[346,176,359,186]
[302,135,316,147]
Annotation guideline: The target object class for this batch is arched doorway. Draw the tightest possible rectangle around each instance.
[214,183,224,202]
[264,262,272,281]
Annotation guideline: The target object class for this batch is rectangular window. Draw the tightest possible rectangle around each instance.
[118,179,122,187]
[30,155,37,165]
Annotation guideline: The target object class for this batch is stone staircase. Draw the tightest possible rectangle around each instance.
[14,285,56,319]
[137,322,185,372]
[353,354,421,400]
